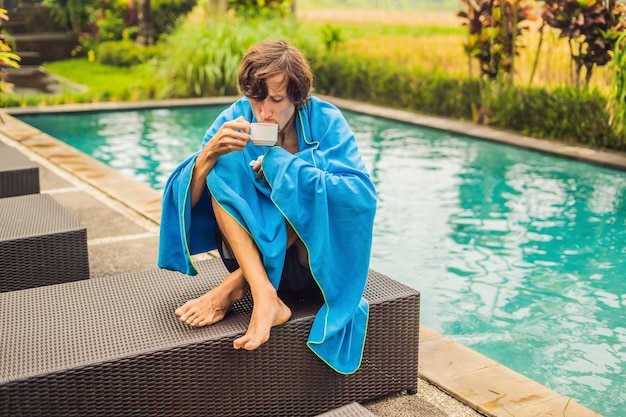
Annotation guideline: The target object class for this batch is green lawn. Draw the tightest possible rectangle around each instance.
[44,58,149,100]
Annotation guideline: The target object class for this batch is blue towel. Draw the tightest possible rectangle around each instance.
[158,96,377,374]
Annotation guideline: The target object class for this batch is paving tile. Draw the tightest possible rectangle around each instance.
[446,364,561,416]
[50,191,152,239]
[419,333,499,380]
[419,325,445,343]
[417,328,603,417]
[516,395,603,417]
[88,235,160,278]
[39,165,73,190]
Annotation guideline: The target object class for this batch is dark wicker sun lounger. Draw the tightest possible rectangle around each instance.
[0,146,40,197]
[315,402,378,416]
[0,193,89,292]
[0,258,419,417]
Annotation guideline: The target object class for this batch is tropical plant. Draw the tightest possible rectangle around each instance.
[608,30,626,139]
[46,0,195,56]
[0,8,21,93]
[97,9,129,40]
[43,0,95,34]
[320,24,345,53]
[96,39,161,66]
[227,0,292,18]
[458,0,539,80]
[150,0,197,39]
[148,15,315,98]
[542,0,626,87]
[527,8,547,88]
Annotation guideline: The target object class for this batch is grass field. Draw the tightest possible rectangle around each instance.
[297,8,613,91]
[297,9,463,26]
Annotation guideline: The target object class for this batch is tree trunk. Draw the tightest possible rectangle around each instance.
[136,0,154,47]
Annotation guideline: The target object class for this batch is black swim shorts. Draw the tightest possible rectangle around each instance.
[215,228,318,293]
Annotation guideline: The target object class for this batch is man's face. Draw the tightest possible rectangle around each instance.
[249,74,296,132]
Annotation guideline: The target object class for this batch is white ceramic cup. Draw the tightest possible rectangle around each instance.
[250,123,278,146]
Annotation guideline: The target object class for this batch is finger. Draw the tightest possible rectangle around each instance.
[226,117,251,134]
[222,126,251,143]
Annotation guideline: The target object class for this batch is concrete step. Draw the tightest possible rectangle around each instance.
[14,51,43,66]
[1,0,19,12]
[3,65,87,95]
[5,65,42,78]
[2,21,28,34]
[8,4,61,33]
[4,65,60,94]
[14,32,78,62]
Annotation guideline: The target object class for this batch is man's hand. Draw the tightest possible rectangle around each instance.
[191,116,251,207]
[202,116,251,159]
[250,155,266,181]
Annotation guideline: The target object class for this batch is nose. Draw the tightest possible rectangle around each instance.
[259,99,273,121]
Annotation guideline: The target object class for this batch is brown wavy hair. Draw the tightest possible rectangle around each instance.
[238,40,313,109]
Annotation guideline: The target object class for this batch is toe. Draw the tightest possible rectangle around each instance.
[243,340,261,350]
[233,336,246,349]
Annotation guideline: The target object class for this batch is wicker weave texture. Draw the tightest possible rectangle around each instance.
[1,258,419,417]
[0,147,40,197]
[315,402,378,417]
[0,194,89,292]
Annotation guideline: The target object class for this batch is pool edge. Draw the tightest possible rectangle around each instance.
[325,95,626,174]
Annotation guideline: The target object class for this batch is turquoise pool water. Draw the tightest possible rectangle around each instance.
[18,106,626,416]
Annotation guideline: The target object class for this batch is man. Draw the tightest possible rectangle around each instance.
[158,40,376,374]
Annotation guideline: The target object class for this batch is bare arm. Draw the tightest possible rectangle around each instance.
[190,116,251,207]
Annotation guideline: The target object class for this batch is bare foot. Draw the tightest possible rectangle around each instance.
[176,270,247,327]
[233,288,291,350]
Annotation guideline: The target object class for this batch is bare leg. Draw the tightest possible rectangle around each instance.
[211,198,292,350]
[175,268,248,327]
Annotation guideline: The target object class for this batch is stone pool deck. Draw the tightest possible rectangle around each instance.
[1,96,616,417]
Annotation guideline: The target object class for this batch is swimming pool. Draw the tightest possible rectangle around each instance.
[17,105,626,416]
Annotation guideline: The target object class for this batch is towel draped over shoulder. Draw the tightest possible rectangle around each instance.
[158,96,377,374]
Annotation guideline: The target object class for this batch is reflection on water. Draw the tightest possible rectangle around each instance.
[18,107,626,416]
